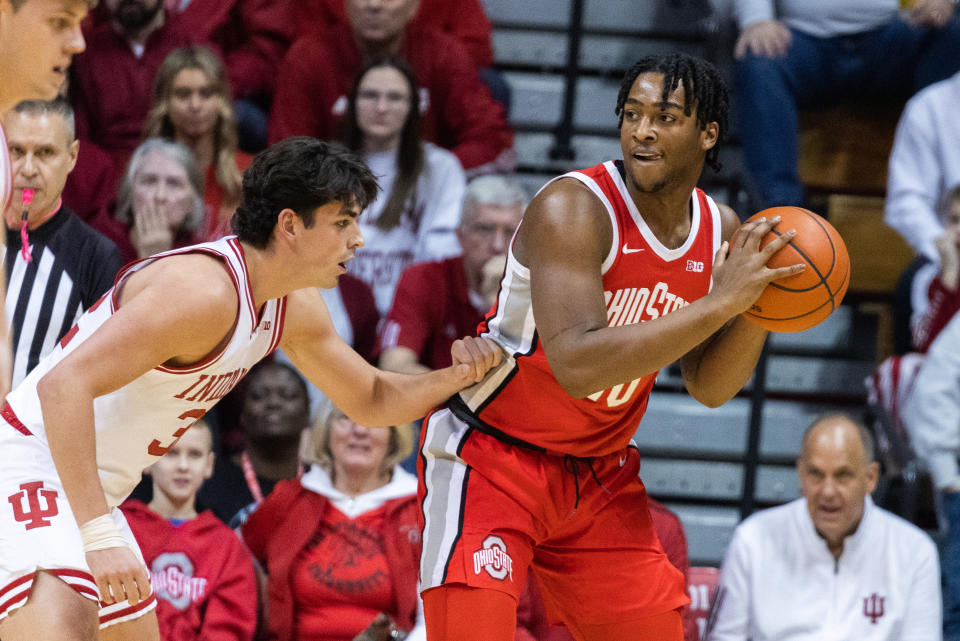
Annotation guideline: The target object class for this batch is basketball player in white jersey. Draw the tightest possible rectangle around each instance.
[0,0,93,397]
[0,137,502,641]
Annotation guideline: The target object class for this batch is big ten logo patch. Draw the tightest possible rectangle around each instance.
[686,260,705,273]
[472,535,513,582]
[151,553,208,610]
[8,481,59,530]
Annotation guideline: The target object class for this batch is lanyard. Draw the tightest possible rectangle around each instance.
[240,451,304,505]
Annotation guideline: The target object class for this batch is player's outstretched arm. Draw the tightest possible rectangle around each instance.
[280,288,501,427]
[36,254,239,605]
[520,181,801,400]
[680,205,803,407]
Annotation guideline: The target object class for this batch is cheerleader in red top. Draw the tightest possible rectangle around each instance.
[417,53,805,641]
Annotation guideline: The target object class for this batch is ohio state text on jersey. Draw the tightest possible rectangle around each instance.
[456,160,722,457]
[4,237,286,507]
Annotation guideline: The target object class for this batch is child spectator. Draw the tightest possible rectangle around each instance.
[121,419,258,641]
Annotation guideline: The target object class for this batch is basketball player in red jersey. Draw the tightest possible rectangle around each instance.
[0,137,501,641]
[418,53,806,640]
[0,0,93,397]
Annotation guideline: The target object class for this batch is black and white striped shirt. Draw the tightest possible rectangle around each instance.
[4,205,122,387]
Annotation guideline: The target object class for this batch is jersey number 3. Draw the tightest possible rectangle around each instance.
[148,409,207,456]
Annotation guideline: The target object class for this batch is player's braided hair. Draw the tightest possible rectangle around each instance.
[615,52,728,172]
[231,137,379,249]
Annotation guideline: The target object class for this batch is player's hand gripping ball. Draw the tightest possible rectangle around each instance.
[743,206,850,332]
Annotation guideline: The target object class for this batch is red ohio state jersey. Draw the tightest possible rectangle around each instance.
[457,160,722,457]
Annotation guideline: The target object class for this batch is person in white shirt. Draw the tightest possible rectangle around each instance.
[708,413,941,641]
[886,71,960,264]
[905,311,960,640]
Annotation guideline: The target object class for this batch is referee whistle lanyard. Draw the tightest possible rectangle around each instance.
[240,450,304,505]
[17,192,61,263]
[19,189,33,262]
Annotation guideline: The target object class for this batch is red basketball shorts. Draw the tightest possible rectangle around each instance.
[418,407,689,626]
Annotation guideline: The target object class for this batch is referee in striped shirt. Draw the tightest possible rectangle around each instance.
[3,98,122,388]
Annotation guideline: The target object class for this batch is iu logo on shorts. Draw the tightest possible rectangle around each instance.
[472,535,514,581]
[7,481,59,530]
[863,593,885,624]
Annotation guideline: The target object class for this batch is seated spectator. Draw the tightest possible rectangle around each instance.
[905,312,960,640]
[865,186,960,458]
[341,57,465,315]
[378,174,525,374]
[708,414,941,640]
[294,0,492,68]
[144,46,253,241]
[733,0,960,209]
[199,360,310,525]
[165,0,293,152]
[910,184,960,352]
[3,98,122,388]
[269,0,514,172]
[242,403,423,641]
[886,68,960,263]
[114,138,206,262]
[296,0,509,109]
[121,419,258,641]
[69,0,199,186]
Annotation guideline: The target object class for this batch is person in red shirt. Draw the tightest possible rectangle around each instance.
[293,0,492,68]
[144,46,253,241]
[69,0,200,186]
[417,53,804,640]
[269,0,513,172]
[122,420,257,641]
[379,174,526,374]
[242,403,421,641]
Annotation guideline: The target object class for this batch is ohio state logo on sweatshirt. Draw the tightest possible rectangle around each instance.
[151,553,208,610]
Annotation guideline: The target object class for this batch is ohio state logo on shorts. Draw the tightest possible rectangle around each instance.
[472,535,513,582]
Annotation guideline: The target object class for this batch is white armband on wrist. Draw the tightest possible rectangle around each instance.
[79,513,129,552]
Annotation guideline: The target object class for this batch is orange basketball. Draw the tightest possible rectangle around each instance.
[742,206,850,333]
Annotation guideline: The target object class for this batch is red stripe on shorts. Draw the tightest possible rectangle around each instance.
[1,402,31,436]
[0,572,33,602]
[99,592,156,624]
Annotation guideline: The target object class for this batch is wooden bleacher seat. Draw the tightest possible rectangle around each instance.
[798,103,903,198]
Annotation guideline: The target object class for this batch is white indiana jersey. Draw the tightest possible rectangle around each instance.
[4,236,287,507]
[0,123,11,213]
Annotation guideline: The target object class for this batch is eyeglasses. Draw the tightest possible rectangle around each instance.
[357,89,410,107]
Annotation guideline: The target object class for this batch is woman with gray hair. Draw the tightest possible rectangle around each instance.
[115,138,206,260]
[242,403,424,641]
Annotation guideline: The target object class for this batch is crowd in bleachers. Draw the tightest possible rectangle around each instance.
[5,0,960,638]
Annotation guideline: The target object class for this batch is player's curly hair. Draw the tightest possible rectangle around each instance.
[615,52,729,172]
[231,137,379,249]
